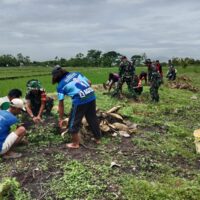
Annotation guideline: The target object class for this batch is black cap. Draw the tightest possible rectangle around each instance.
[52,65,62,76]
[145,59,151,64]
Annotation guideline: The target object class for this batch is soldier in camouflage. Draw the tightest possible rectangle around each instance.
[145,59,154,83]
[113,56,137,98]
[166,59,176,81]
[149,62,162,102]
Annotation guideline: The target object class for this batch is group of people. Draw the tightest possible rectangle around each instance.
[103,57,176,102]
[0,57,177,159]
[104,56,144,99]
[0,81,54,158]
[0,66,102,158]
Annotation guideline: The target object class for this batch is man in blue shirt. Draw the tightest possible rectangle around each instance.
[52,65,101,149]
[0,98,26,158]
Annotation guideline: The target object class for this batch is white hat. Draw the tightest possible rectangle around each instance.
[10,98,26,111]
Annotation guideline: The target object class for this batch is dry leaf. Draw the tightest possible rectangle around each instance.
[112,122,128,131]
[110,161,121,168]
[106,106,122,113]
[107,113,123,121]
[119,131,130,138]
[100,124,110,132]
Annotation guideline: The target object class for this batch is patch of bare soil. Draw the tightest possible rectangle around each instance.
[1,106,199,198]
[4,133,198,199]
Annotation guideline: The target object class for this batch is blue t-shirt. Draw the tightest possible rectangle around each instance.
[57,72,96,105]
[0,110,18,150]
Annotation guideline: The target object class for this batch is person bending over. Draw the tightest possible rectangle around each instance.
[52,65,101,149]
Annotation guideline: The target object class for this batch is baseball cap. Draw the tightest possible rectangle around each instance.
[52,65,62,76]
[10,98,26,111]
[145,59,151,64]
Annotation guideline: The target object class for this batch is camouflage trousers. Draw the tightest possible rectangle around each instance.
[150,86,159,102]
[45,97,54,114]
[113,76,137,98]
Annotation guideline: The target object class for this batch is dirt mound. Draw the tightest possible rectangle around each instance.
[167,75,199,92]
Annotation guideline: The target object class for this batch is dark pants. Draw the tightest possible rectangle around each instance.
[148,71,152,83]
[68,100,101,139]
[135,87,143,95]
[150,86,159,102]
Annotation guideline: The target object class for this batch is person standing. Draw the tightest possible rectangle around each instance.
[149,66,162,102]
[113,56,137,98]
[52,65,101,149]
[155,60,163,82]
[145,59,154,83]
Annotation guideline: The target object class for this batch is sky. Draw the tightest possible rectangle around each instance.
[0,0,200,61]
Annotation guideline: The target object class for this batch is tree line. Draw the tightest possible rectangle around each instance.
[0,50,200,67]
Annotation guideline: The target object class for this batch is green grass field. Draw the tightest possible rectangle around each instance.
[0,66,117,96]
[1,65,200,96]
[0,65,200,199]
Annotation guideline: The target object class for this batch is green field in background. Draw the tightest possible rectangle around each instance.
[0,65,200,96]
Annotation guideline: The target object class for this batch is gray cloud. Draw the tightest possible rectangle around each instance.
[0,0,200,61]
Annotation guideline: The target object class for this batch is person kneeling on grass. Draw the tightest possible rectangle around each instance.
[0,98,26,159]
[133,74,143,96]
[52,65,102,149]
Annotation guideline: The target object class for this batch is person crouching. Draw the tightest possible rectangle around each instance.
[0,99,26,159]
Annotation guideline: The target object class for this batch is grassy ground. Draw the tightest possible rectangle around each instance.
[0,66,200,199]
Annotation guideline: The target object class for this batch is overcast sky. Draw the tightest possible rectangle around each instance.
[0,0,200,61]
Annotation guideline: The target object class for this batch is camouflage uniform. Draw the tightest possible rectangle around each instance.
[167,62,176,81]
[113,58,137,98]
[149,66,162,102]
